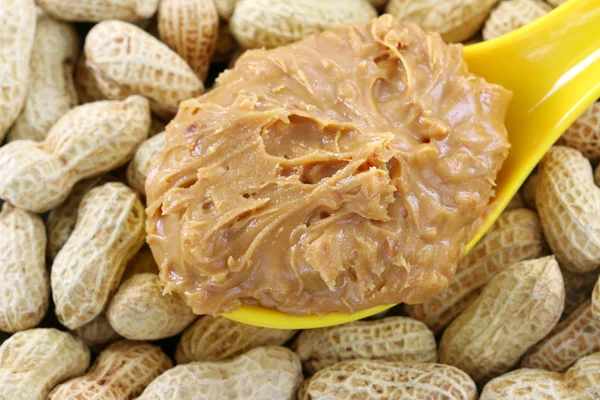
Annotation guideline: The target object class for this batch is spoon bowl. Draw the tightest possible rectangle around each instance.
[223,0,600,329]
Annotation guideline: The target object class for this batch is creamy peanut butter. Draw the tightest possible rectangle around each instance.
[146,15,511,316]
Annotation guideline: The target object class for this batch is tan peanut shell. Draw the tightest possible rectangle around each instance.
[85,20,204,117]
[212,22,239,62]
[175,316,296,364]
[74,55,106,104]
[406,208,546,332]
[522,172,538,210]
[593,277,600,320]
[0,96,150,213]
[385,0,497,43]
[0,328,90,400]
[536,146,600,273]
[0,203,48,333]
[127,132,166,197]
[74,312,122,353]
[521,300,600,372]
[8,12,79,142]
[481,352,600,400]
[0,0,36,141]
[294,316,436,374]
[556,102,600,163]
[230,0,377,49]
[483,370,565,400]
[301,360,477,400]
[562,268,598,317]
[547,0,568,5]
[48,340,172,400]
[51,182,146,329]
[439,256,565,383]
[482,0,552,41]
[46,175,112,260]
[138,346,303,400]
[158,0,219,80]
[107,273,197,340]
[215,0,237,20]
[37,0,160,22]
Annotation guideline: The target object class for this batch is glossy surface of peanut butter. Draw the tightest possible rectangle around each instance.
[146,15,511,316]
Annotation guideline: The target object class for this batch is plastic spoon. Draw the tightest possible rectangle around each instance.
[223,0,600,329]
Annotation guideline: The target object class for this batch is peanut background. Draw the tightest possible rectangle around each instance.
[0,0,598,399]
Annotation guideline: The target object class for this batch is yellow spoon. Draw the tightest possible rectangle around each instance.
[223,0,600,329]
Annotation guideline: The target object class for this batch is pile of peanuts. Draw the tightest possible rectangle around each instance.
[0,0,597,399]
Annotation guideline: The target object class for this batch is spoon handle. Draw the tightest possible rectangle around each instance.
[463,0,600,251]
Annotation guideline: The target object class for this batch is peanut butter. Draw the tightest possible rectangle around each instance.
[146,15,511,316]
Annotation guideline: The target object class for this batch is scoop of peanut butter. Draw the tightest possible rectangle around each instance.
[146,15,511,316]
